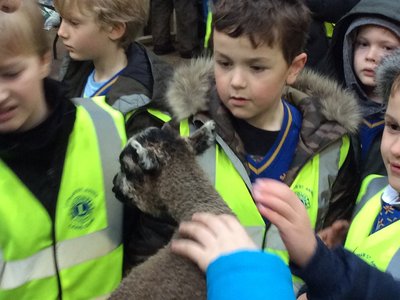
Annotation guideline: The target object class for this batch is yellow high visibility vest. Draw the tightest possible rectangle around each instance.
[146,110,350,289]
[0,97,127,299]
[345,175,400,280]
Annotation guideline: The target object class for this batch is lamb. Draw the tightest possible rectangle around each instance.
[110,120,233,299]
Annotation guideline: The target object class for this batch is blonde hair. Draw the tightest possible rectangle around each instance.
[54,0,149,49]
[0,0,49,59]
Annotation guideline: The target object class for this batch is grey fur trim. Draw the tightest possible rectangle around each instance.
[376,49,400,105]
[292,69,362,134]
[166,58,362,133]
[166,57,214,121]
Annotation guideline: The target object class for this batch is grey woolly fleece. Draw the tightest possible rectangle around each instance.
[376,49,400,105]
[166,57,361,134]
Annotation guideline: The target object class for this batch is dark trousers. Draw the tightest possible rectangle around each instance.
[151,0,199,53]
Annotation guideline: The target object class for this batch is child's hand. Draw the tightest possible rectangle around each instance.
[252,179,317,267]
[171,213,257,272]
[317,219,350,248]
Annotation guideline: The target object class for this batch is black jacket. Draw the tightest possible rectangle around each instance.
[292,238,400,300]
[0,79,76,221]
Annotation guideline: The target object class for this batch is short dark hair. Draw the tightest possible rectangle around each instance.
[212,0,311,64]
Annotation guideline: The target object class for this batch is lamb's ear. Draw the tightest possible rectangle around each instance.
[128,139,160,172]
[188,120,216,155]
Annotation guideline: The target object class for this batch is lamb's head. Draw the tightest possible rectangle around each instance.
[112,121,216,218]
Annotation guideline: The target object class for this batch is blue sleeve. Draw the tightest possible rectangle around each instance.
[206,250,295,300]
[290,237,400,299]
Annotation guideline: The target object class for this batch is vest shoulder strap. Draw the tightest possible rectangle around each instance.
[352,175,387,219]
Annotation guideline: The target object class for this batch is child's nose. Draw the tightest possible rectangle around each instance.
[230,69,246,89]
[390,136,400,156]
[366,46,380,63]
[57,20,68,39]
[0,85,10,103]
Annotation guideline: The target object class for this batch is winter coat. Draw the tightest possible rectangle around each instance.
[125,57,362,269]
[318,0,400,180]
[291,237,400,300]
[166,57,361,226]
[61,42,173,137]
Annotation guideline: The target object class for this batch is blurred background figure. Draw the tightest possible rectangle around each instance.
[151,0,200,58]
[304,0,360,69]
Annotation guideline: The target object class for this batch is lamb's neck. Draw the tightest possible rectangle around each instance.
[167,189,229,222]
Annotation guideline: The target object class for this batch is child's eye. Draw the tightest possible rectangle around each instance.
[250,65,266,72]
[385,121,400,132]
[355,41,368,48]
[64,18,79,26]
[216,60,232,69]
[383,45,396,52]
[1,71,21,79]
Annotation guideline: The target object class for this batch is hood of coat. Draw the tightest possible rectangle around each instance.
[326,0,400,112]
[166,57,361,134]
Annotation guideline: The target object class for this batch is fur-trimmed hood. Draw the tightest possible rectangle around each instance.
[166,57,361,134]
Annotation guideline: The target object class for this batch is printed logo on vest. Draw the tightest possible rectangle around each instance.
[67,188,97,229]
[293,184,312,209]
[356,252,376,268]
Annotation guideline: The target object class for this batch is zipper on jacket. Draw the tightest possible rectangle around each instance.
[52,223,63,300]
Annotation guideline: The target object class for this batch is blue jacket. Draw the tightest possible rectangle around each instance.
[206,251,295,300]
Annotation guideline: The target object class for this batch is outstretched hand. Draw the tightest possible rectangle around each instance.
[171,213,257,272]
[252,178,317,267]
[318,219,350,248]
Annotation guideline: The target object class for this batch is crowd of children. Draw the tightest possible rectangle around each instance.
[1,0,400,299]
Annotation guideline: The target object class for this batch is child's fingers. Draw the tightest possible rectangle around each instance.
[190,213,234,236]
[254,191,299,225]
[178,220,217,247]
[170,239,207,271]
[256,202,294,231]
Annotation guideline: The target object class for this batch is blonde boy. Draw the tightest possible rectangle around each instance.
[55,0,173,137]
[0,0,127,298]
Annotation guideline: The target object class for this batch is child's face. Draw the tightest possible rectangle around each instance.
[57,4,112,62]
[0,53,50,133]
[353,25,400,93]
[213,30,305,129]
[381,90,400,191]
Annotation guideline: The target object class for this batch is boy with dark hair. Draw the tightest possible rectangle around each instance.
[54,0,173,137]
[130,0,361,291]
[171,51,400,297]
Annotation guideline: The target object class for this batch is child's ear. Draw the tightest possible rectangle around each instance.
[109,23,127,41]
[286,52,307,85]
[39,51,52,78]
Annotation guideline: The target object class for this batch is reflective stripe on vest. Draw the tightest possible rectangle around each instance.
[0,98,126,299]
[345,175,400,280]
[112,94,172,123]
[184,121,266,247]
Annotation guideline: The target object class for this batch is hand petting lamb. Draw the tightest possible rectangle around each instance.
[110,121,233,299]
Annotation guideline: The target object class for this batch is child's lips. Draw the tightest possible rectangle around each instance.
[0,106,16,122]
[362,68,375,77]
[229,96,249,105]
[390,162,400,175]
